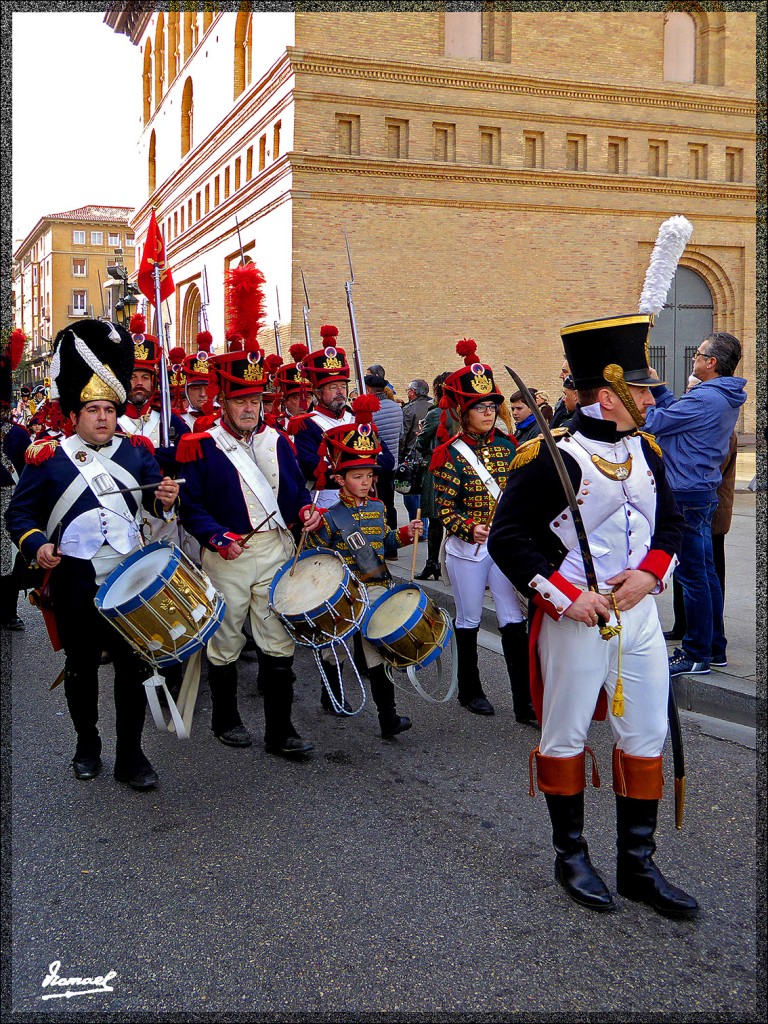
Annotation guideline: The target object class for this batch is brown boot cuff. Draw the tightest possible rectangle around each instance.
[612,746,664,800]
[533,749,586,796]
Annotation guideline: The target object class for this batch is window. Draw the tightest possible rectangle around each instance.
[214,175,220,206]
[663,12,696,83]
[108,233,120,246]
[725,147,743,183]
[607,136,628,174]
[143,40,152,123]
[566,134,587,171]
[386,119,409,160]
[523,131,544,169]
[688,143,708,179]
[125,235,134,246]
[205,184,211,213]
[224,166,231,199]
[258,135,266,171]
[174,211,178,238]
[479,126,501,165]
[196,192,201,220]
[246,146,253,180]
[181,78,194,157]
[72,290,88,313]
[180,206,185,233]
[273,121,281,159]
[91,231,104,245]
[444,11,482,59]
[648,139,668,177]
[149,129,157,194]
[433,122,456,162]
[188,199,193,225]
[235,156,242,190]
[72,258,87,277]
[336,114,360,156]
[234,10,253,99]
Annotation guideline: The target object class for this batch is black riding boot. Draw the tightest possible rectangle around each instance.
[208,661,251,746]
[113,657,158,790]
[545,792,615,912]
[616,796,699,919]
[369,664,412,739]
[64,667,102,780]
[320,660,352,715]
[454,624,494,715]
[499,621,536,724]
[261,654,313,757]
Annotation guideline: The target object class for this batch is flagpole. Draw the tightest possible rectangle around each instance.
[153,262,171,448]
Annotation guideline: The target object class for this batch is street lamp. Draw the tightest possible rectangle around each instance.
[107,263,140,328]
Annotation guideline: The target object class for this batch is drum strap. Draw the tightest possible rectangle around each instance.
[119,409,160,441]
[325,502,391,584]
[452,439,502,502]
[208,425,287,530]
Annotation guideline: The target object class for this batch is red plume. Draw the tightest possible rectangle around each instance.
[196,330,213,352]
[225,263,266,352]
[229,339,244,352]
[456,338,477,365]
[289,343,308,362]
[168,347,187,367]
[264,354,283,375]
[130,313,147,334]
[320,325,338,342]
[352,394,380,424]
[8,329,26,371]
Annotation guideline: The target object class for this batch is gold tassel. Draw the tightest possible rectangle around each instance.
[609,593,625,717]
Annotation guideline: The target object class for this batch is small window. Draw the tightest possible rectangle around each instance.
[648,139,668,177]
[607,136,628,174]
[91,231,104,245]
[125,235,135,246]
[72,258,87,277]
[725,147,743,183]
[259,135,266,171]
[336,114,360,156]
[386,119,409,160]
[108,233,121,246]
[73,230,86,244]
[566,134,587,172]
[479,126,500,165]
[433,122,456,162]
[196,192,202,220]
[688,143,708,180]
[273,121,281,159]
[205,184,211,213]
[523,131,544,169]
[72,289,88,313]
[246,146,254,180]
[224,166,231,198]
[235,157,242,190]
[214,175,220,206]
[188,198,193,225]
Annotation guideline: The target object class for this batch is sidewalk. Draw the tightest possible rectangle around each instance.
[390,489,758,731]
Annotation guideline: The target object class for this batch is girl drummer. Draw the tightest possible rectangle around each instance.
[308,394,423,739]
[430,339,535,724]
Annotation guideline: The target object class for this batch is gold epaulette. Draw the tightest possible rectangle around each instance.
[636,430,663,458]
[25,437,59,465]
[511,428,569,470]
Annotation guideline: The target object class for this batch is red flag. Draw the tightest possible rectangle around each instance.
[138,210,175,306]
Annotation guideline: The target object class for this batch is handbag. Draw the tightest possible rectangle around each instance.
[394,444,425,495]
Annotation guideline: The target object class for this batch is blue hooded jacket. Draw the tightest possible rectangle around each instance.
[644,376,747,499]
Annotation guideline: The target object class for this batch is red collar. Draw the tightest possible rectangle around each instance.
[125,399,157,418]
[314,403,347,420]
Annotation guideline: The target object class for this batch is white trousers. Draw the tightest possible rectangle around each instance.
[537,594,669,759]
[202,529,296,665]
[445,539,525,629]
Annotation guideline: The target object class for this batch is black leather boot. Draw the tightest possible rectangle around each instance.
[261,654,314,757]
[369,664,412,739]
[499,621,537,724]
[113,659,158,790]
[454,624,494,715]
[64,668,102,781]
[414,560,439,581]
[320,660,352,715]
[545,792,615,912]
[208,661,252,746]
[615,796,699,919]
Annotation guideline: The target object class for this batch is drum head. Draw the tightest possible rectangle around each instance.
[271,553,346,617]
[100,547,175,610]
[365,587,422,641]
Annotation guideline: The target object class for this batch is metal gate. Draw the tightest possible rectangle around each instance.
[647,266,714,397]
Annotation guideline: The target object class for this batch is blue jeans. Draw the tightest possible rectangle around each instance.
[403,492,427,532]
[673,496,724,663]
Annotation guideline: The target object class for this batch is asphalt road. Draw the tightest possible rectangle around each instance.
[3,594,760,1020]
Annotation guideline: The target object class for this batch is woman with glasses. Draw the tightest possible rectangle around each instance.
[430,339,535,724]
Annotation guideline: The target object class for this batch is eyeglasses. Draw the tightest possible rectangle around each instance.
[472,402,498,412]
[693,349,713,361]
[322,383,348,394]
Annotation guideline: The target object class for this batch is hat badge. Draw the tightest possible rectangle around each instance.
[134,342,149,360]
[323,347,342,370]
[470,363,493,394]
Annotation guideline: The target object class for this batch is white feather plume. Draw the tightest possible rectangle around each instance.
[638,215,693,316]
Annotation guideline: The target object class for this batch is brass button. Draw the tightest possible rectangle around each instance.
[531,580,539,588]
[543,592,551,598]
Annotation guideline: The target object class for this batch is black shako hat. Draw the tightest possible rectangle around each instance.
[51,319,135,416]
[560,314,665,390]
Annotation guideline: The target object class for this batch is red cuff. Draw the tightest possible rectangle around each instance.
[397,525,412,546]
[638,549,675,586]
[530,571,582,620]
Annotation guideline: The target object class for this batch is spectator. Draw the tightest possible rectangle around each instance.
[534,389,554,424]
[366,364,397,402]
[559,374,579,428]
[645,331,747,676]
[549,358,572,429]
[413,372,457,580]
[509,390,542,444]
[399,378,431,526]
[365,373,403,535]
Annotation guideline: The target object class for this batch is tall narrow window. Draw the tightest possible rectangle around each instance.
[233,10,253,99]
[187,199,193,225]
[168,11,180,81]
[663,12,696,83]
[214,175,220,206]
[180,206,185,233]
[205,184,210,214]
[336,114,360,156]
[173,211,178,238]
[607,136,628,174]
[259,135,266,171]
[523,131,544,169]
[148,130,157,194]
[725,147,743,182]
[386,119,409,160]
[273,121,281,159]
[648,139,668,177]
[235,157,242,191]
[433,122,456,162]
[566,134,587,171]
[183,12,195,62]
[246,146,254,180]
[479,126,501,165]
[181,77,193,156]
[143,40,152,123]
[196,192,201,221]
[72,290,88,315]
[688,143,708,179]
[154,13,165,106]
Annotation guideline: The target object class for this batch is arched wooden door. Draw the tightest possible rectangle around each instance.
[647,266,714,397]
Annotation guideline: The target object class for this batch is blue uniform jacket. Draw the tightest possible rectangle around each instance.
[179,427,314,552]
[1,423,31,488]
[5,436,166,564]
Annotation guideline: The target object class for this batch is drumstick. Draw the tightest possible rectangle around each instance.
[97,479,186,496]
[239,511,278,544]
[290,491,318,577]
[410,507,422,582]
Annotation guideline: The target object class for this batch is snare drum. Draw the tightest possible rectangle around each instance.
[362,583,452,671]
[95,541,225,667]
[269,548,368,649]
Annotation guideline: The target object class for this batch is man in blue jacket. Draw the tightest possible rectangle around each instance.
[645,331,747,675]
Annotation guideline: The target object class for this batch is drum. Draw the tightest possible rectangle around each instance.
[95,541,225,667]
[362,583,452,672]
[269,548,368,649]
